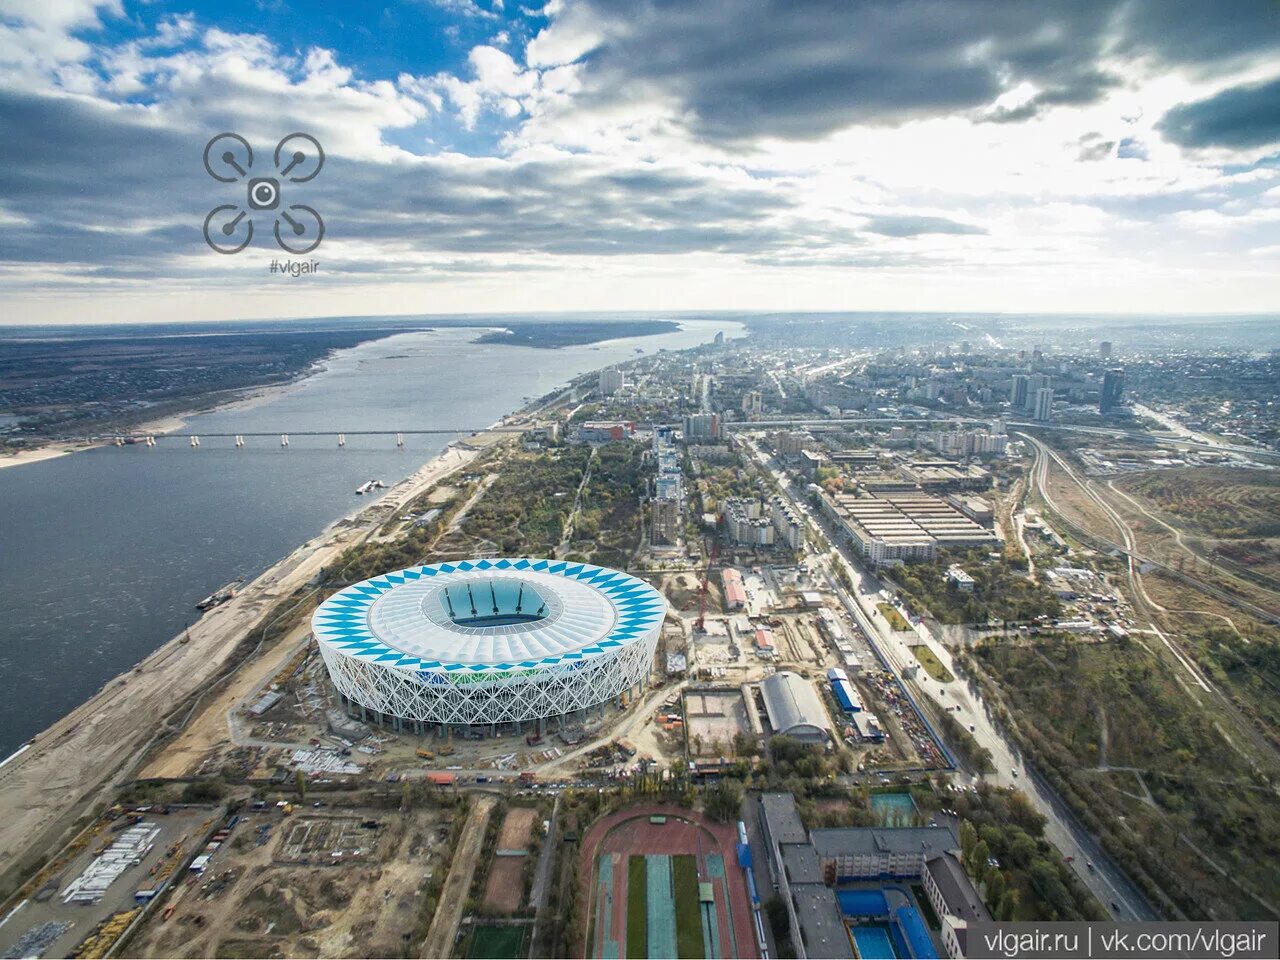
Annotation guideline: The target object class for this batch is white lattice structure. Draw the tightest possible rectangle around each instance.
[312,558,665,729]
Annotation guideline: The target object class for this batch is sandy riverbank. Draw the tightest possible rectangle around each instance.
[0,432,494,897]
[0,373,313,471]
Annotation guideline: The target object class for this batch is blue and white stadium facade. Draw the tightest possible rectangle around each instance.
[312,558,666,731]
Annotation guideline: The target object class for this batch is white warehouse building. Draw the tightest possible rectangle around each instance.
[760,671,833,743]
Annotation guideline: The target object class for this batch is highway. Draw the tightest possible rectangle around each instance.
[741,435,1159,920]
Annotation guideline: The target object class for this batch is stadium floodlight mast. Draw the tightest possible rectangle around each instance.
[312,558,666,730]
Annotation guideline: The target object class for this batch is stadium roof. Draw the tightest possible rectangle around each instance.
[312,558,665,674]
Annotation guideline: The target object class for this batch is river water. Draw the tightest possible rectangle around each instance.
[0,319,741,755]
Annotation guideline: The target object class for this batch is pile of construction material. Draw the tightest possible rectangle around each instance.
[62,824,159,904]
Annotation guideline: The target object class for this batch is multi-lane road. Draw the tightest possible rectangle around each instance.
[741,435,1159,920]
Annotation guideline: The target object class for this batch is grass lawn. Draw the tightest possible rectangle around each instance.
[672,855,705,959]
[877,602,911,631]
[627,855,647,959]
[469,925,528,959]
[910,645,955,682]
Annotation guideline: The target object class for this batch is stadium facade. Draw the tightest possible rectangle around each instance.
[312,558,665,733]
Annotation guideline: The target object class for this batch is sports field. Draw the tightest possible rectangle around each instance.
[468,924,529,959]
[581,807,757,959]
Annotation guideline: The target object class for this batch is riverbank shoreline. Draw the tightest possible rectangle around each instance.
[0,423,498,899]
[0,371,315,471]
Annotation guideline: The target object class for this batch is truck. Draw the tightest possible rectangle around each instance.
[416,748,435,760]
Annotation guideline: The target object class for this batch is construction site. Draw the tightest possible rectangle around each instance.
[127,798,451,959]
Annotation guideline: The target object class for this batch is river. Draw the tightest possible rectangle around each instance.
[0,319,742,755]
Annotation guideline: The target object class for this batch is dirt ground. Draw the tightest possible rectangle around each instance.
[496,807,536,852]
[130,806,448,960]
[482,857,526,914]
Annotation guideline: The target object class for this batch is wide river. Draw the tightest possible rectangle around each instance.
[0,319,741,756]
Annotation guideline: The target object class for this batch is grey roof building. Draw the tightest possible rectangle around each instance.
[811,826,957,858]
[760,671,833,742]
[781,843,824,884]
[811,826,958,880]
[791,884,857,959]
[761,792,809,847]
[925,852,990,923]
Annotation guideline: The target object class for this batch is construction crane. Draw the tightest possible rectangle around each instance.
[695,538,719,633]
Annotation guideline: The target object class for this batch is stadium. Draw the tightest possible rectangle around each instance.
[312,558,666,734]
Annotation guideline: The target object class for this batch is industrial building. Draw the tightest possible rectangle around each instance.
[313,558,665,733]
[826,667,861,713]
[721,568,747,609]
[820,490,999,566]
[575,420,635,443]
[759,671,833,742]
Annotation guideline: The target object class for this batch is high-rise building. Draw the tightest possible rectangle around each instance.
[1011,375,1029,409]
[651,496,680,546]
[1033,387,1054,422]
[598,367,624,396]
[741,390,763,415]
[683,413,721,441]
[1027,374,1051,410]
[1099,341,1113,360]
[1100,368,1125,414]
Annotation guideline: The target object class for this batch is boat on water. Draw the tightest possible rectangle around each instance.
[355,479,387,495]
[196,578,243,612]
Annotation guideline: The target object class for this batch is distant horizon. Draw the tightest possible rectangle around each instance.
[1,307,1279,332]
[3,1,1279,322]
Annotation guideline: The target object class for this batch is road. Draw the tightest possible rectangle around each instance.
[526,794,561,957]
[420,794,497,959]
[741,435,1159,920]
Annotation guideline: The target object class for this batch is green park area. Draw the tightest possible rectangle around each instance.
[910,645,954,682]
[877,603,910,631]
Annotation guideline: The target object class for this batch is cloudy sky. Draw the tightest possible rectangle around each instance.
[1,0,1279,324]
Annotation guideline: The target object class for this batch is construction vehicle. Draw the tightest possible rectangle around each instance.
[416,748,435,760]
[525,733,543,746]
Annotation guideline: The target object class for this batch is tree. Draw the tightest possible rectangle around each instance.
[968,839,990,876]
[705,780,744,823]
[984,866,1006,909]
[295,769,307,799]
[960,820,979,863]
